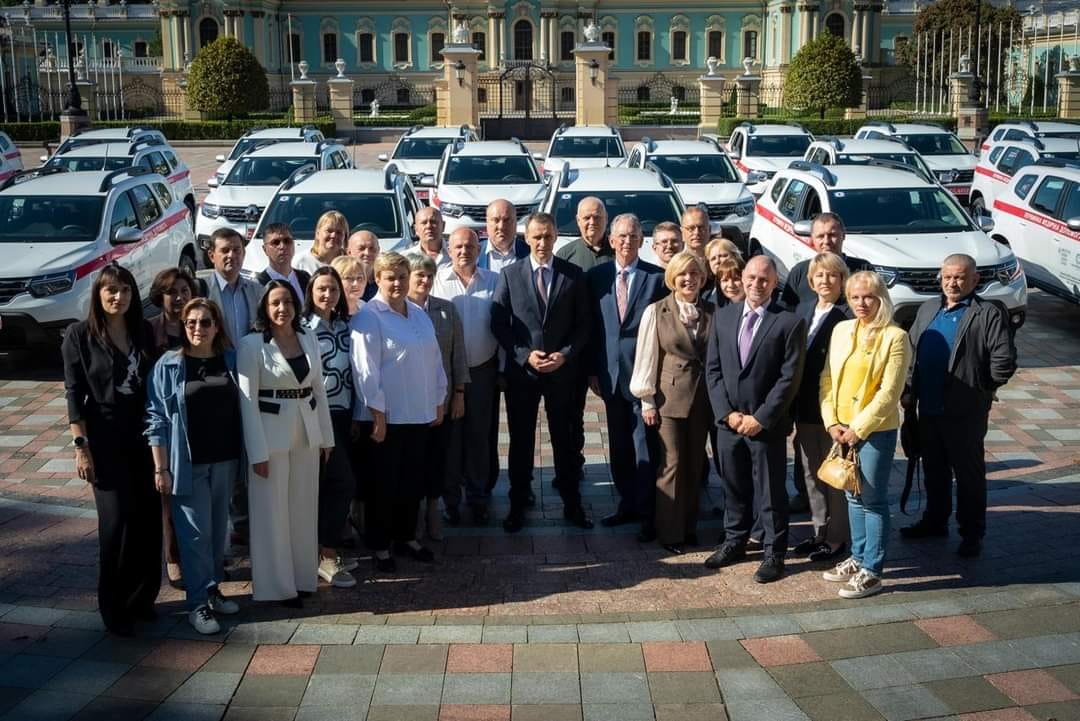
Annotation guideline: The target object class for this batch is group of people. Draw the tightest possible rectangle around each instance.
[62,196,1017,637]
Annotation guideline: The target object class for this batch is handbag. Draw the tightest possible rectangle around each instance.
[817,442,861,494]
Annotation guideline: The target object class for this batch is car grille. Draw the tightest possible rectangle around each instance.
[0,277,30,305]
[706,203,738,220]
[220,206,264,223]
[408,174,426,186]
[459,203,534,219]
[953,169,974,183]
[895,265,998,294]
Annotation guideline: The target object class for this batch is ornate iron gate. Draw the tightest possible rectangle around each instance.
[478,61,564,140]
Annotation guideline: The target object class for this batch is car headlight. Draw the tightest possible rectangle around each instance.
[200,202,220,219]
[873,265,899,288]
[28,270,75,298]
[441,202,465,218]
[996,256,1023,284]
[733,199,756,217]
[936,169,958,184]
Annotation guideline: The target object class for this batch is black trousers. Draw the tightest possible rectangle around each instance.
[486,382,507,493]
[604,390,656,519]
[920,413,990,540]
[567,372,589,483]
[505,374,582,511]
[716,428,789,557]
[318,411,354,548]
[422,416,454,501]
[366,423,428,551]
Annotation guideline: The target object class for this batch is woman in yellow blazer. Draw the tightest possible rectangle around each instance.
[818,271,912,600]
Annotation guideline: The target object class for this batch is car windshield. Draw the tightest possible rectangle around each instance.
[257,193,399,239]
[747,134,811,157]
[394,137,455,159]
[551,191,682,237]
[228,137,296,159]
[0,195,105,242]
[827,188,972,235]
[648,154,739,183]
[45,156,132,172]
[549,136,624,158]
[835,152,933,177]
[1039,132,1080,140]
[444,155,539,185]
[55,137,119,154]
[898,133,968,156]
[1042,152,1080,161]
[225,157,313,186]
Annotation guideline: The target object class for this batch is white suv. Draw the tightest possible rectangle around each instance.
[803,137,935,181]
[854,122,976,204]
[0,166,198,349]
[197,141,350,264]
[989,158,1080,305]
[750,161,1027,327]
[378,125,478,203]
[46,126,167,161]
[970,137,1080,218]
[539,167,687,265]
[626,137,755,243]
[244,166,422,278]
[0,131,22,183]
[723,122,814,196]
[212,125,326,185]
[980,120,1080,155]
[540,124,627,179]
[426,139,545,238]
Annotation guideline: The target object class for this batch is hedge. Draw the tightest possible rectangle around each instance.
[716,114,1070,138]
[0,117,336,143]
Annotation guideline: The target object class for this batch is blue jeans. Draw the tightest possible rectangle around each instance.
[846,429,896,577]
[172,459,237,610]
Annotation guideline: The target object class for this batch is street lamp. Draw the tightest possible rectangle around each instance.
[588,58,599,84]
[59,0,84,114]
[968,0,983,106]
[454,59,465,86]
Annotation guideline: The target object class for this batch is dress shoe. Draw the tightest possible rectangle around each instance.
[601,511,640,528]
[754,556,785,584]
[704,543,746,569]
[747,537,763,550]
[900,520,949,539]
[279,596,303,609]
[443,504,462,526]
[789,493,810,514]
[663,543,685,555]
[792,538,820,555]
[957,538,983,558]
[563,506,594,529]
[685,534,699,547]
[395,542,436,563]
[503,510,526,534]
[637,522,657,543]
[808,542,847,562]
[374,554,397,573]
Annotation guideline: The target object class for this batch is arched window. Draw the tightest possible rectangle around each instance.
[430,32,445,63]
[743,31,758,60]
[473,32,486,61]
[825,13,845,39]
[514,19,533,60]
[199,18,218,48]
[322,34,337,63]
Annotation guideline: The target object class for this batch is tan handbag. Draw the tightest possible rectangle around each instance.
[817,442,861,494]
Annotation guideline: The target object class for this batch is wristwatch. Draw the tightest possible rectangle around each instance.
[73,436,88,449]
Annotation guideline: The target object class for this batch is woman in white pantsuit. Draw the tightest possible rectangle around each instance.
[238,280,334,607]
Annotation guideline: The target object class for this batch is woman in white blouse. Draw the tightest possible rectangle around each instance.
[630,252,716,554]
[350,252,448,573]
[294,210,347,275]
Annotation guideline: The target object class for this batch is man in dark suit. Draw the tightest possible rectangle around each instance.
[256,223,311,300]
[491,212,593,533]
[704,255,806,583]
[586,213,667,541]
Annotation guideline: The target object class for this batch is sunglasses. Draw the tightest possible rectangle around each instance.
[185,318,214,329]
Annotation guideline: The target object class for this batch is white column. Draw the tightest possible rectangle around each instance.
[489,13,497,64]
[550,16,559,62]
[539,13,547,61]
[499,15,506,62]
[181,14,191,61]
[861,8,871,62]
[850,8,862,54]
[780,6,793,64]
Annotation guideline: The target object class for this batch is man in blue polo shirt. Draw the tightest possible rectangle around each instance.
[901,254,1017,558]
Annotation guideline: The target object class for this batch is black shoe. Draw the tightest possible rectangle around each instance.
[685,534,699,547]
[792,538,820,555]
[637,522,657,543]
[503,509,526,534]
[601,511,640,528]
[808,542,847,562]
[747,537,763,550]
[131,606,157,622]
[443,505,461,526]
[957,538,983,558]
[279,596,303,609]
[395,542,435,563]
[900,521,949,540]
[663,543,685,555]
[789,493,810,514]
[704,543,746,569]
[298,590,313,599]
[563,506,594,530]
[471,506,490,525]
[525,491,537,508]
[754,556,785,584]
[374,555,397,573]
[106,621,135,637]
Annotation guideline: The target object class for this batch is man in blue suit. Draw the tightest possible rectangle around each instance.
[586,213,668,541]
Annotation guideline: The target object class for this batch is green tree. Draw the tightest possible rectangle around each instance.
[783,33,863,119]
[186,36,269,118]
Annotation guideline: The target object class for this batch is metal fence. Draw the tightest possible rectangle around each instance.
[352,75,435,114]
[616,72,701,125]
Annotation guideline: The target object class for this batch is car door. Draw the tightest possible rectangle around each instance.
[128,183,168,288]
[106,189,152,291]
[1026,173,1069,287]
[1050,180,1080,298]
[762,176,807,269]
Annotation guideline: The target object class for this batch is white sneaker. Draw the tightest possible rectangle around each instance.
[838,568,883,599]
[319,556,357,588]
[823,557,861,583]
[189,605,220,635]
[208,587,240,615]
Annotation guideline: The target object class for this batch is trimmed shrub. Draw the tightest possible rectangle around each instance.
[715,116,958,138]
[187,36,269,117]
[0,118,336,143]
[783,34,863,119]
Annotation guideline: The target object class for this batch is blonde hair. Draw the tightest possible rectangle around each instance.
[373,251,409,280]
[331,254,365,280]
[713,254,745,283]
[705,236,742,261]
[846,270,894,347]
[807,252,850,290]
[315,210,349,237]
[664,251,707,292]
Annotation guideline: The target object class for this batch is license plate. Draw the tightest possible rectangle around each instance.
[948,185,971,196]
[246,225,255,241]
[416,190,430,201]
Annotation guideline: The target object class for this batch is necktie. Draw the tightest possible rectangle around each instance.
[616,269,629,322]
[739,310,760,365]
[535,266,548,316]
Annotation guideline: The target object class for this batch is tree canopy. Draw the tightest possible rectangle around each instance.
[783,33,863,119]
[186,36,269,117]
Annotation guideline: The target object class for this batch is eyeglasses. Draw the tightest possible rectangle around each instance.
[185,318,214,329]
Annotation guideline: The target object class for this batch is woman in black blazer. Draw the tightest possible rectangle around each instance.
[61,262,160,636]
[791,252,853,562]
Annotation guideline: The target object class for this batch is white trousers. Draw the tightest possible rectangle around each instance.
[248,417,319,601]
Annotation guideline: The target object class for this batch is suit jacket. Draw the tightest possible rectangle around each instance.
[201,271,263,342]
[586,259,668,400]
[792,302,852,424]
[256,268,312,296]
[423,295,470,405]
[236,329,334,466]
[652,294,715,419]
[477,237,529,270]
[490,255,591,383]
[705,301,807,439]
[62,319,154,427]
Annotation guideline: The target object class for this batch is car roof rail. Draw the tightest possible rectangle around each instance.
[242,139,280,156]
[300,124,318,132]
[243,125,269,137]
[128,137,165,154]
[610,126,618,135]
[69,126,88,137]
[459,123,471,136]
[282,163,318,190]
[702,135,725,153]
[737,121,756,132]
[863,121,897,133]
[404,124,423,136]
[127,125,157,137]
[641,135,655,152]
[316,140,339,154]
[786,121,809,133]
[452,137,467,154]
[556,123,568,135]
[98,165,153,192]
[1016,136,1045,150]
[786,160,836,186]
[0,166,70,192]
[874,135,913,150]
[816,135,844,150]
[865,158,933,183]
[510,137,529,153]
[644,161,673,188]
[1034,157,1080,170]
[384,163,401,190]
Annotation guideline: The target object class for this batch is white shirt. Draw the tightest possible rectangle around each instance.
[629,298,700,412]
[432,264,499,367]
[406,243,451,268]
[528,255,554,299]
[265,266,305,302]
[613,258,639,303]
[807,303,835,345]
[479,239,520,273]
[294,252,325,275]
[349,295,448,424]
[740,300,768,348]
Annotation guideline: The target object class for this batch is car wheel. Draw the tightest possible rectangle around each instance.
[179,248,197,278]
[970,195,985,218]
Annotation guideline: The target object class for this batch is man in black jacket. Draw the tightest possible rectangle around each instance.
[256,223,311,300]
[779,213,871,308]
[901,253,1017,558]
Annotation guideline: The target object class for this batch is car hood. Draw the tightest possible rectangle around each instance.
[922,154,977,171]
[738,157,794,173]
[436,184,546,207]
[0,242,100,277]
[676,183,752,206]
[388,159,440,177]
[203,185,279,208]
[214,160,236,180]
[844,230,1009,267]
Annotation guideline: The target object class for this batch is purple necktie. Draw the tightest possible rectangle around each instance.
[739,310,759,365]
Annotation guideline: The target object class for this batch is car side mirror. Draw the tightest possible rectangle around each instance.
[377,153,389,162]
[532,152,544,161]
[747,170,768,184]
[207,177,219,188]
[793,220,813,237]
[977,216,995,233]
[1068,218,1080,232]
[215,154,225,163]
[39,154,48,163]
[419,175,436,188]
[728,149,741,160]
[112,226,142,245]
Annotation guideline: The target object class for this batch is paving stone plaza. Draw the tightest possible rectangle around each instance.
[0,145,1078,721]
